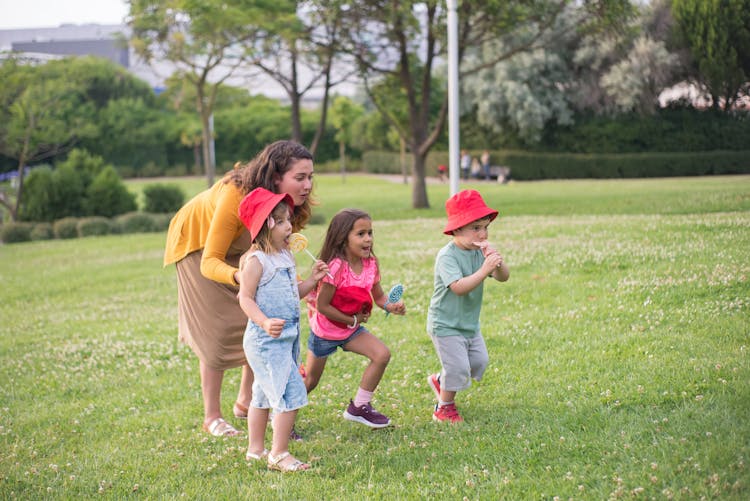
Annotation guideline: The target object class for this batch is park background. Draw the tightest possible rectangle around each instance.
[1,0,749,498]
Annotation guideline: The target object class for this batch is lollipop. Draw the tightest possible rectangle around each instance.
[384,283,403,317]
[289,233,333,279]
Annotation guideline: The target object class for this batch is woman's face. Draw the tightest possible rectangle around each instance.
[275,159,314,207]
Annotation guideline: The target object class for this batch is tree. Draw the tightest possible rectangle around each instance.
[250,2,353,155]
[672,0,750,110]
[338,0,634,208]
[128,0,297,187]
[463,1,679,143]
[0,58,98,221]
[329,95,364,180]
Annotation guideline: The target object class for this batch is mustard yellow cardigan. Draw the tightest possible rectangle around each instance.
[163,180,245,286]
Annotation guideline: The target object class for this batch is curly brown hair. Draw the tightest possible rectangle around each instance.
[224,140,314,231]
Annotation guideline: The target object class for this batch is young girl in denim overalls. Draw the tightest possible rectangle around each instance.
[237,188,328,472]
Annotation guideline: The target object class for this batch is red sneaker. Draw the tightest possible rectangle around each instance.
[433,403,463,423]
[427,373,441,400]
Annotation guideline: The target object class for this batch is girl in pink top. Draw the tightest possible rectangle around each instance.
[303,209,406,428]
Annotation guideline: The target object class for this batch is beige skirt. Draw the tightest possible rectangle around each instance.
[175,245,249,370]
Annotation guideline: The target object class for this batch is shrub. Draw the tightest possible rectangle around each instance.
[149,213,173,231]
[53,217,80,239]
[116,212,158,234]
[18,166,55,222]
[143,184,185,213]
[308,212,326,225]
[30,223,54,241]
[1,222,33,243]
[77,217,112,237]
[86,166,137,217]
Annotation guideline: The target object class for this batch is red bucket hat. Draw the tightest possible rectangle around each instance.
[238,187,294,242]
[443,189,498,235]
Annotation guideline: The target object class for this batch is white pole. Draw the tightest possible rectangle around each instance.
[446,0,460,196]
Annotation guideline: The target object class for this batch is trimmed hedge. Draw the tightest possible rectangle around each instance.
[362,150,750,180]
[1,222,33,243]
[30,223,54,241]
[77,217,112,237]
[53,218,80,239]
[1,212,168,244]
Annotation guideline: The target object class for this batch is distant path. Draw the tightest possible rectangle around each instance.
[323,172,445,185]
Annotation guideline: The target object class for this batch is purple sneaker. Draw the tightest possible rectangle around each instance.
[343,400,391,428]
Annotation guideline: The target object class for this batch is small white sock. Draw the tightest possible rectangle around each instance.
[438,400,454,407]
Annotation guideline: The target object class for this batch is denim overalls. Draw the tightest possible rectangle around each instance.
[243,250,308,413]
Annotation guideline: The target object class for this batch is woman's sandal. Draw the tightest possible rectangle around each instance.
[246,448,269,461]
[267,451,310,472]
[203,417,241,437]
[233,401,249,419]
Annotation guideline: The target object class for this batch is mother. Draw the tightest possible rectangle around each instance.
[164,140,315,436]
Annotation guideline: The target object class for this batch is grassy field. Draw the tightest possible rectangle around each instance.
[1,175,749,499]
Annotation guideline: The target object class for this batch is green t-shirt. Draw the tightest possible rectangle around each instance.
[427,241,485,337]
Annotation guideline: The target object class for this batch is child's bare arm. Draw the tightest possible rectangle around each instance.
[373,282,406,315]
[238,255,285,337]
[316,283,369,326]
[449,252,505,295]
[298,259,329,298]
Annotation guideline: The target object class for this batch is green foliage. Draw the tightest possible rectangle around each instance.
[90,97,172,173]
[142,183,185,213]
[52,217,79,239]
[0,222,32,243]
[29,222,53,241]
[543,107,750,153]
[85,166,138,217]
[672,0,750,109]
[18,164,87,222]
[16,166,54,222]
[19,151,135,222]
[77,217,112,237]
[116,211,158,234]
[494,150,750,180]
[362,148,750,181]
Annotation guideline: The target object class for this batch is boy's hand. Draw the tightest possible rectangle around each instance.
[480,252,504,276]
[262,318,286,338]
[473,240,497,257]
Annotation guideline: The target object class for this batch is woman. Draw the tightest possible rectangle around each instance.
[164,140,315,436]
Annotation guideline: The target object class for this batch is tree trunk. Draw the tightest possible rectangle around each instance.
[339,140,346,182]
[400,138,408,185]
[193,144,202,175]
[411,152,429,209]
[200,109,214,187]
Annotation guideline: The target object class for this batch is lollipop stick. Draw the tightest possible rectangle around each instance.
[304,248,333,279]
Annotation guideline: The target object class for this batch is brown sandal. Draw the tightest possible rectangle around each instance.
[233,401,248,419]
[267,451,310,472]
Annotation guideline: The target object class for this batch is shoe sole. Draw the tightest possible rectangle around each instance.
[343,411,391,429]
[432,414,463,423]
[427,374,441,400]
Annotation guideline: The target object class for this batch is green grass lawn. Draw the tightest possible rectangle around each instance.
[1,175,748,499]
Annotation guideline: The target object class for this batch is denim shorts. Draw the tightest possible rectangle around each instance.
[307,326,367,358]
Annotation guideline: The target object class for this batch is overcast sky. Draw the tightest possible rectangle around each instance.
[0,0,128,30]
